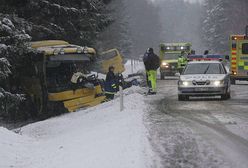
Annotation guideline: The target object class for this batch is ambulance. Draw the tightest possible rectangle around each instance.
[229,26,248,84]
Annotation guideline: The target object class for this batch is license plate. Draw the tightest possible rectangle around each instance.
[195,88,208,91]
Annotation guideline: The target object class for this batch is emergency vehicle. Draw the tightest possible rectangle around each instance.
[229,26,248,84]
[159,43,192,79]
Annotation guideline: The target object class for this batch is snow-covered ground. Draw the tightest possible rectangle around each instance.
[3,59,247,168]
[147,79,248,168]
[0,60,154,168]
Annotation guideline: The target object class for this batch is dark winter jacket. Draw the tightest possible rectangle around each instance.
[143,52,160,71]
[105,71,118,94]
[106,71,116,83]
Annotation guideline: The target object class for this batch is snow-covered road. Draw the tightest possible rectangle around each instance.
[145,79,248,168]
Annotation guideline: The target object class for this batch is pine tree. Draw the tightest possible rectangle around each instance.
[0,14,32,119]
[202,0,248,53]
[0,0,113,46]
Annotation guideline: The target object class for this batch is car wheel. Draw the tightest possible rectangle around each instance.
[231,78,236,85]
[185,95,189,101]
[227,90,231,99]
[221,93,229,100]
[227,92,231,99]
[160,73,165,80]
[178,95,188,101]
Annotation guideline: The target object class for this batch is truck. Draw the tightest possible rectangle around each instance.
[229,26,248,84]
[159,43,192,79]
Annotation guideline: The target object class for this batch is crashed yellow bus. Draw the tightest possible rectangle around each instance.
[20,40,106,117]
[99,48,125,74]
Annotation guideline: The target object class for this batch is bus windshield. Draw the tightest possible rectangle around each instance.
[46,61,90,92]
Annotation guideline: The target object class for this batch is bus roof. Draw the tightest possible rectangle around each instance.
[31,40,96,56]
[31,40,69,48]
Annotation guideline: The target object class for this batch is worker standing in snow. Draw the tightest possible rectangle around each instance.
[104,66,118,100]
[143,48,160,95]
[177,51,188,74]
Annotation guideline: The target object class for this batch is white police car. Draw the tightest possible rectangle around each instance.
[178,61,231,101]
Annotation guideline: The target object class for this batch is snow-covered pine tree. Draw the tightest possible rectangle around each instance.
[202,0,248,53]
[0,14,35,120]
[0,0,113,46]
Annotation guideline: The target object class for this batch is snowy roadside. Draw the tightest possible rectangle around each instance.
[0,60,155,168]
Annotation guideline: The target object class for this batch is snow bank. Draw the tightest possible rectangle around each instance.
[0,127,33,168]
[0,91,152,168]
[122,60,145,77]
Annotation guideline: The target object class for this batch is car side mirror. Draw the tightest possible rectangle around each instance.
[225,55,230,61]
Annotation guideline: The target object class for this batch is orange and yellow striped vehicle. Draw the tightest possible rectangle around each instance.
[229,31,248,84]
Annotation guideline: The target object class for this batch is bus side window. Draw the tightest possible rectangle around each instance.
[242,43,248,54]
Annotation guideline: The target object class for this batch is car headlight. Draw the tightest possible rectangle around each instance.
[179,80,189,86]
[213,80,224,86]
[183,81,189,86]
[162,62,168,66]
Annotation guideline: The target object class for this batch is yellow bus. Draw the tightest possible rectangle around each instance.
[99,48,125,74]
[20,40,105,117]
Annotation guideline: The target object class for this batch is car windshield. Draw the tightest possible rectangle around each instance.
[183,63,225,75]
[163,53,180,60]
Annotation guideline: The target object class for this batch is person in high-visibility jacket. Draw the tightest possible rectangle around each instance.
[177,51,188,74]
[143,48,160,95]
[104,66,118,100]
